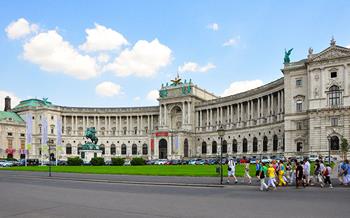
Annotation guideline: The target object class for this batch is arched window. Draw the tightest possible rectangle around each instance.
[232,139,237,153]
[202,142,207,154]
[66,144,72,155]
[253,137,258,152]
[328,85,341,106]
[142,144,148,155]
[100,144,105,155]
[110,144,116,155]
[273,135,278,151]
[222,140,227,153]
[121,144,127,155]
[263,136,268,152]
[242,138,248,153]
[132,144,137,155]
[212,141,217,154]
[330,136,340,150]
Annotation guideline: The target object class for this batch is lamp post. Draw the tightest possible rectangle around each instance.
[327,135,331,164]
[217,125,225,185]
[47,139,53,177]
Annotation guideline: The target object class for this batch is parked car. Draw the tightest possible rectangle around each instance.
[195,159,206,165]
[145,160,155,165]
[154,159,167,165]
[0,161,13,167]
[261,156,272,163]
[250,158,257,164]
[26,159,39,166]
[57,160,68,166]
[188,159,197,165]
[308,154,318,162]
[170,160,181,165]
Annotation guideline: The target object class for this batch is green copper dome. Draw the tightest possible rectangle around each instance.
[13,98,52,109]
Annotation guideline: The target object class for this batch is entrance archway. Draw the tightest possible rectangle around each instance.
[330,136,340,150]
[184,138,189,157]
[159,139,168,159]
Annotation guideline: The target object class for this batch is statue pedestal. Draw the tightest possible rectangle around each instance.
[80,150,102,163]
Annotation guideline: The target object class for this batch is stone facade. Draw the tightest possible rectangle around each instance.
[3,40,350,160]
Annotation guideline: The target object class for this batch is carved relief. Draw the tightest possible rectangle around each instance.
[311,47,350,62]
[314,87,319,98]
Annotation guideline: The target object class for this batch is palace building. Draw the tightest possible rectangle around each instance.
[1,40,350,160]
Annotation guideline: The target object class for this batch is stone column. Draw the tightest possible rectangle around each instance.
[151,115,153,130]
[182,102,185,125]
[71,115,73,135]
[267,95,270,123]
[141,115,143,135]
[277,91,280,121]
[210,109,213,130]
[188,102,191,125]
[63,115,66,134]
[83,115,86,132]
[271,93,274,120]
[206,109,209,131]
[159,105,163,126]
[164,104,167,126]
[126,116,129,135]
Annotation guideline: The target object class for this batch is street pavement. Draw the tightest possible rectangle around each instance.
[1,171,350,218]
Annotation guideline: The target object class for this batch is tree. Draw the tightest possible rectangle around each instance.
[340,137,349,160]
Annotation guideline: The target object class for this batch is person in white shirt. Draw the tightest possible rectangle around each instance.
[303,159,311,186]
[227,158,238,184]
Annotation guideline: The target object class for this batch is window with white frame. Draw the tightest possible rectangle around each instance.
[296,100,303,112]
[328,85,342,107]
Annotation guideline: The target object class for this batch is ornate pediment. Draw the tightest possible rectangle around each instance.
[310,46,350,62]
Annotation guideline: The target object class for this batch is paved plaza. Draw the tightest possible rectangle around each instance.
[1,171,350,218]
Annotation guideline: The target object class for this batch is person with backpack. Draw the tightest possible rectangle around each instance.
[313,159,324,187]
[323,164,333,188]
[259,162,268,191]
[227,157,238,184]
[296,161,305,188]
[255,160,261,180]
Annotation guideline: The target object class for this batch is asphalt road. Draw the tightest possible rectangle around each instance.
[0,173,350,218]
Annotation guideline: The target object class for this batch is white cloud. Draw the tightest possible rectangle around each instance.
[104,39,172,77]
[221,80,264,97]
[97,53,110,63]
[95,81,121,97]
[223,36,240,47]
[133,96,141,101]
[347,45,350,48]
[0,90,21,111]
[178,62,215,73]
[23,30,99,80]
[5,18,38,40]
[207,23,219,31]
[79,23,128,52]
[146,89,159,102]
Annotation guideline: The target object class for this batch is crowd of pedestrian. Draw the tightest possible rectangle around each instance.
[226,157,350,191]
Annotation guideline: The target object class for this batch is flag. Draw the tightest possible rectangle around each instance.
[41,115,48,145]
[57,117,62,146]
[25,113,32,153]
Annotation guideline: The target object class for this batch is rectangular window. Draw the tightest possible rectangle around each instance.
[20,133,25,137]
[297,121,302,130]
[331,117,338,126]
[296,79,302,87]
[7,132,13,136]
[331,72,337,78]
[296,101,302,112]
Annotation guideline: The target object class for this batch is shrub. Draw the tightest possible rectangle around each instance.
[67,157,83,166]
[90,157,105,166]
[131,157,145,166]
[111,157,125,166]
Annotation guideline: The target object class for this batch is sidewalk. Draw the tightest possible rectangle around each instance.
[0,170,345,188]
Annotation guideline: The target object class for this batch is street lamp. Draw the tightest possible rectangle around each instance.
[47,139,54,177]
[327,135,331,164]
[217,125,225,185]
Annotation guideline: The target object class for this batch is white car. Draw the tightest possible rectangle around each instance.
[0,161,13,167]
[261,156,272,163]
[308,154,318,162]
[154,159,167,165]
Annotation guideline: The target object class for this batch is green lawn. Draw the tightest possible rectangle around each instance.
[0,164,257,177]
[0,162,324,177]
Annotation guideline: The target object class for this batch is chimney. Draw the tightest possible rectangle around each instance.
[4,96,11,111]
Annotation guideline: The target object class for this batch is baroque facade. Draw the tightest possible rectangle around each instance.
[2,40,350,160]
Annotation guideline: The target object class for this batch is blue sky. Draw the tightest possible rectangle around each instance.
[1,0,350,108]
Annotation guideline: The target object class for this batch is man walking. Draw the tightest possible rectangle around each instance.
[303,158,311,186]
[259,162,268,191]
[227,157,238,184]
